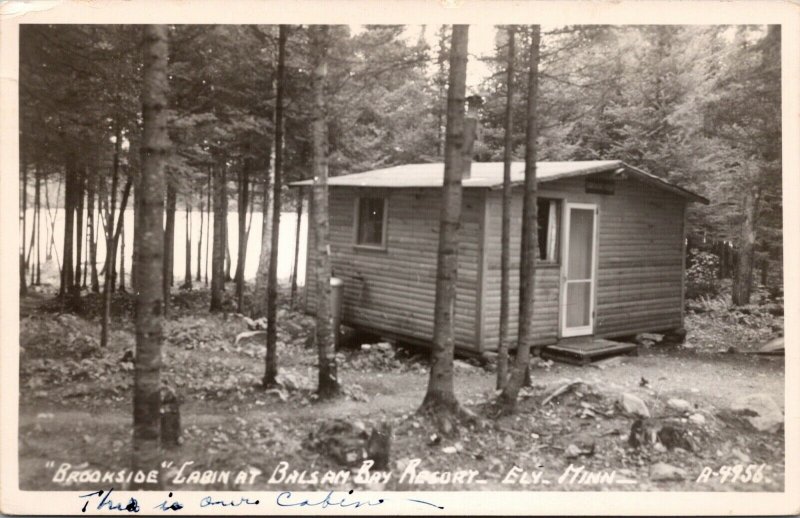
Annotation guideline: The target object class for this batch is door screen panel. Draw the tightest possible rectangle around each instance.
[566,281,591,327]
[563,206,595,336]
[567,209,594,280]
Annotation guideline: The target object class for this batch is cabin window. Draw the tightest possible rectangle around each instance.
[355,196,387,248]
[537,198,560,263]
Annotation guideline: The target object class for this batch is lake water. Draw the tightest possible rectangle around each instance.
[21,208,308,285]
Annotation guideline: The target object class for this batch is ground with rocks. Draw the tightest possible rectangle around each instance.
[18,287,784,492]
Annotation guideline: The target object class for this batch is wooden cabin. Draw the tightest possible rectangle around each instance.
[292,161,708,355]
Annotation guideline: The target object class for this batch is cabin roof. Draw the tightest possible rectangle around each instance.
[290,160,709,204]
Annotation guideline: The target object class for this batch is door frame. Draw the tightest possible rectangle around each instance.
[560,202,598,338]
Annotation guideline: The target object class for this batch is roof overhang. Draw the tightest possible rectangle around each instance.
[290,161,709,204]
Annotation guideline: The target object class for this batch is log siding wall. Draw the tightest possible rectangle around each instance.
[305,187,484,351]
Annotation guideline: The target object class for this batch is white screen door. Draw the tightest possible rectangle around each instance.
[561,203,597,337]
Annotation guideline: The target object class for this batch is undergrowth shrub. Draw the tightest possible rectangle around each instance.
[686,248,720,300]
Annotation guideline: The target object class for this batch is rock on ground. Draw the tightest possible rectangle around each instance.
[617,392,650,418]
[650,462,687,481]
[689,413,706,425]
[666,398,692,413]
[730,394,783,432]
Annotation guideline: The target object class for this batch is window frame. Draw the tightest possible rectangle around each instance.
[352,195,389,250]
[536,197,561,265]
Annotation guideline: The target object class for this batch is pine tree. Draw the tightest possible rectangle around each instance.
[499,25,541,415]
[420,25,469,422]
[134,23,170,486]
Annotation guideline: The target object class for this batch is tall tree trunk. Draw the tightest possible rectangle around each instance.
[254,81,275,318]
[34,165,42,285]
[82,214,89,288]
[420,25,469,418]
[61,158,76,300]
[119,212,126,292]
[101,127,121,346]
[235,161,250,312]
[26,163,38,287]
[88,176,100,292]
[184,197,192,288]
[499,25,541,414]
[20,156,28,295]
[254,158,274,316]
[205,166,211,286]
[45,177,53,261]
[74,168,85,290]
[100,175,132,347]
[264,24,287,388]
[134,24,169,486]
[210,164,227,311]
[30,190,38,286]
[224,203,232,283]
[732,179,760,306]
[310,25,339,399]
[290,191,303,309]
[436,27,449,158]
[196,184,203,282]
[497,25,515,390]
[163,180,176,315]
[24,163,38,287]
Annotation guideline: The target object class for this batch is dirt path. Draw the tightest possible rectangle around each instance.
[21,348,783,426]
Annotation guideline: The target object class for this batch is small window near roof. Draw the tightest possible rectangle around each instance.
[537,198,560,263]
[355,197,387,247]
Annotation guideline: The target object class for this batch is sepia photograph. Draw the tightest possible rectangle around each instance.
[1,0,798,515]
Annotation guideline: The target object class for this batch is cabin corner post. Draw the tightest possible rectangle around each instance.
[475,189,489,353]
[304,186,315,315]
[680,200,688,329]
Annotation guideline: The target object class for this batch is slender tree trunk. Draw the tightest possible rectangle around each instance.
[499,25,541,414]
[290,191,303,309]
[254,112,275,317]
[732,180,760,306]
[184,198,192,289]
[132,170,142,297]
[436,27,449,158]
[254,160,274,316]
[88,176,100,292]
[163,180,176,315]
[497,26,515,390]
[310,25,339,398]
[420,25,469,417]
[264,24,288,387]
[34,166,42,285]
[196,184,203,282]
[82,216,89,288]
[30,192,38,287]
[236,161,250,312]
[101,127,121,346]
[61,158,76,300]
[84,175,94,290]
[45,177,53,261]
[210,163,227,311]
[224,198,232,283]
[100,175,132,348]
[24,163,39,287]
[26,163,37,287]
[74,169,85,290]
[205,166,211,286]
[20,156,28,296]
[133,24,169,486]
[119,212,126,292]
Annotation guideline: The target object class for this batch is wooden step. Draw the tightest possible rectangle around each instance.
[541,338,638,366]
